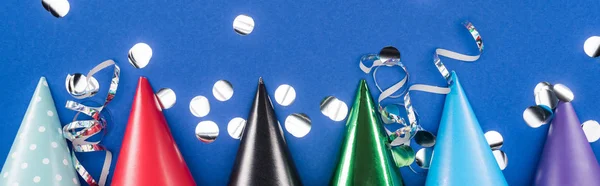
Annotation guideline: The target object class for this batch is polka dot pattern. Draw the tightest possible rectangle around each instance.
[0,78,79,186]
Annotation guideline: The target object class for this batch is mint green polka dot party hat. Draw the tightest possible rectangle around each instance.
[1,77,80,186]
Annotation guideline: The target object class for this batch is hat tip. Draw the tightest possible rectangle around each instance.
[258,77,264,84]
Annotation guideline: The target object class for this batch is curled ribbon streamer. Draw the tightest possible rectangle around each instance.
[63,59,120,186]
[434,21,483,84]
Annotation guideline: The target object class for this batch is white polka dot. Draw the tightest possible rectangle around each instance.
[12,182,18,186]
[42,80,48,86]
[63,159,68,165]
[3,172,8,178]
[33,176,40,183]
[55,174,62,181]
[47,111,54,117]
[11,152,17,159]
[29,144,37,150]
[51,142,58,148]
[42,158,49,164]
[19,133,25,140]
[38,126,46,132]
[20,163,28,169]
[35,96,42,103]
[72,178,78,184]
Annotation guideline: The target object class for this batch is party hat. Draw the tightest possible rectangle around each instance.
[533,102,600,186]
[112,77,196,186]
[1,77,80,186]
[330,79,404,186]
[228,78,302,186]
[425,72,508,186]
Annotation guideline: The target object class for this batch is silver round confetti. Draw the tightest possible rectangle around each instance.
[65,73,100,99]
[274,84,296,106]
[320,96,349,122]
[414,130,436,148]
[212,80,234,102]
[42,0,70,18]
[582,120,600,143]
[492,149,508,170]
[523,105,553,128]
[484,130,504,150]
[156,88,176,109]
[195,120,219,143]
[233,14,255,35]
[128,43,153,69]
[553,84,574,102]
[285,113,311,138]
[189,96,210,117]
[227,117,246,139]
[415,148,433,169]
[379,46,401,63]
[533,82,552,96]
[535,86,558,110]
[584,36,600,58]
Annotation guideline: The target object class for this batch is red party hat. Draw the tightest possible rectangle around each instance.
[112,77,196,186]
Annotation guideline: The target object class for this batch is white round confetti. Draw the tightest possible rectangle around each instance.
[47,110,54,117]
[284,113,312,138]
[189,96,210,117]
[63,159,68,165]
[42,80,48,86]
[42,158,50,164]
[274,84,296,106]
[233,14,255,35]
[38,126,46,132]
[582,120,600,143]
[320,96,349,121]
[51,142,58,148]
[195,121,219,143]
[156,88,177,109]
[212,80,234,102]
[29,144,37,150]
[35,96,42,103]
[227,117,246,139]
[41,0,70,18]
[584,36,600,58]
[21,163,28,169]
[128,43,153,69]
[492,150,508,170]
[33,176,40,183]
[55,174,62,181]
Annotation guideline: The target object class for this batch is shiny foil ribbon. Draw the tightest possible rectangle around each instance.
[358,21,484,168]
[63,59,120,186]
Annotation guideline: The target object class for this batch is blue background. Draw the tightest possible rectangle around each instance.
[1,1,600,185]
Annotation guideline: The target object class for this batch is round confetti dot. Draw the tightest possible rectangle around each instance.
[195,121,219,143]
[47,111,54,117]
[3,172,8,178]
[284,113,312,138]
[51,142,58,148]
[156,88,177,109]
[42,80,48,86]
[42,158,50,164]
[33,176,40,183]
[320,96,349,121]
[73,178,78,184]
[19,133,25,140]
[212,80,234,101]
[29,144,37,150]
[63,159,68,165]
[128,43,153,69]
[35,96,42,103]
[11,152,17,159]
[21,163,28,169]
[55,174,62,181]
[189,96,210,117]
[38,126,46,132]
[274,84,296,106]
[584,36,600,58]
[12,182,18,186]
[227,117,246,139]
[233,14,255,35]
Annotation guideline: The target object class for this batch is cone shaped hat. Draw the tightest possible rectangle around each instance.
[534,102,600,186]
[228,78,302,186]
[425,72,508,186]
[112,77,195,186]
[1,77,80,186]
[330,79,404,186]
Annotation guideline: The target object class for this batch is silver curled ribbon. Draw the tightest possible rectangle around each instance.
[358,21,484,168]
[63,59,120,186]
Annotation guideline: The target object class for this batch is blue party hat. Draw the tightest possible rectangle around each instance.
[1,77,80,186]
[425,72,508,186]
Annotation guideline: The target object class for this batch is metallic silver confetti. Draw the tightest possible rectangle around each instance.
[274,84,296,106]
[533,82,552,96]
[128,43,153,69]
[523,105,553,128]
[492,149,508,170]
[553,84,574,102]
[233,15,255,35]
[195,121,219,143]
[156,88,176,109]
[212,80,234,102]
[42,0,70,18]
[484,130,504,150]
[65,73,100,99]
[535,85,558,110]
[415,148,433,169]
[284,113,311,138]
[227,117,246,139]
[189,96,210,117]
[584,36,600,58]
[379,46,401,63]
[414,130,436,148]
[582,120,600,143]
[319,96,349,122]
